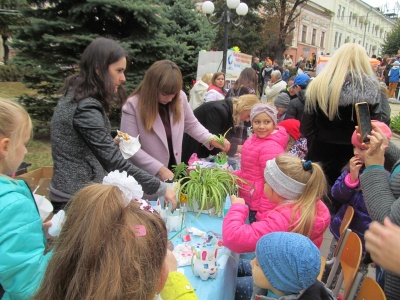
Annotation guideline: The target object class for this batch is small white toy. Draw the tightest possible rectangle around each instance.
[48,210,65,237]
[192,246,219,280]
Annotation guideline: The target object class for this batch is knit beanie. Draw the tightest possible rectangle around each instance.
[278,119,301,140]
[250,103,278,125]
[256,232,320,295]
[274,93,291,109]
[351,120,392,148]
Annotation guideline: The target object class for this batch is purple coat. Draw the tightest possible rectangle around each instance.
[330,169,372,251]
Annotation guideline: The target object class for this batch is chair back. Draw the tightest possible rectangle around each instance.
[340,231,362,299]
[356,277,386,300]
[334,206,354,257]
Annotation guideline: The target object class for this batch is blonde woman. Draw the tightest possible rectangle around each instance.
[189,72,213,110]
[181,94,260,163]
[300,43,388,214]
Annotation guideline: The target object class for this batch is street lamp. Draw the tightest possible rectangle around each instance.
[202,0,248,73]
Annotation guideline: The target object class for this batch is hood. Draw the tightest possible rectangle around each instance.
[193,80,208,92]
[339,74,380,106]
[297,90,306,104]
[0,176,32,200]
[264,66,273,72]
[392,66,399,70]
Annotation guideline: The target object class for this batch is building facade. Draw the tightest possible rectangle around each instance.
[314,0,395,56]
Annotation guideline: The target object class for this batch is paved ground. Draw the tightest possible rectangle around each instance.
[320,101,400,292]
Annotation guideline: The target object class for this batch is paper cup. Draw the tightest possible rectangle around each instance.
[34,194,53,221]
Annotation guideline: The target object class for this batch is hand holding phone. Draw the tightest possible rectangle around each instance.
[355,102,372,143]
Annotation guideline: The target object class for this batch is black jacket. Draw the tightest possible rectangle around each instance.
[284,90,306,121]
[50,93,164,202]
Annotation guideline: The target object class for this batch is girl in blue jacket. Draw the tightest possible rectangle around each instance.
[0,99,52,299]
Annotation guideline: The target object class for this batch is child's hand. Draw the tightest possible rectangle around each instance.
[349,156,362,182]
[230,195,245,205]
[42,220,53,239]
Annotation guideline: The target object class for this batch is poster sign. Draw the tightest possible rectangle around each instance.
[196,50,252,88]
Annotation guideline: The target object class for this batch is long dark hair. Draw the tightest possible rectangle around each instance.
[61,37,127,113]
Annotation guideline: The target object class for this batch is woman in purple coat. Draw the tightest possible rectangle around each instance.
[121,60,229,182]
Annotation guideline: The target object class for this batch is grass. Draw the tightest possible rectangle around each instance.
[0,82,53,171]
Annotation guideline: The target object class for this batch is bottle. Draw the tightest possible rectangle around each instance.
[223,196,232,217]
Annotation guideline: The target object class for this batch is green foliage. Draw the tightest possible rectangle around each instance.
[0,64,22,81]
[390,113,400,133]
[382,22,400,56]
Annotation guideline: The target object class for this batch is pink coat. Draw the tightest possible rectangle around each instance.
[222,200,330,253]
[233,126,288,211]
[121,91,213,176]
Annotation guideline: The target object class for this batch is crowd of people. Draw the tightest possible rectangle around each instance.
[1,37,400,300]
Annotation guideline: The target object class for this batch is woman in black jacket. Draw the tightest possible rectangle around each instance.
[50,37,175,211]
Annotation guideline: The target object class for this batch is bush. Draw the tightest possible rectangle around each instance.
[0,64,22,81]
[390,113,400,134]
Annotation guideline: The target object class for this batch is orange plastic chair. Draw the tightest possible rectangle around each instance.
[325,206,355,286]
[318,256,326,281]
[333,231,362,299]
[356,276,386,300]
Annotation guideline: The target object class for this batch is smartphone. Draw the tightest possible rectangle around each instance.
[355,102,372,143]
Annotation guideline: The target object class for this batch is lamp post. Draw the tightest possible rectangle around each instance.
[202,0,248,73]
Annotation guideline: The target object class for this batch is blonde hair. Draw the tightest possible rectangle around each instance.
[0,98,32,161]
[34,184,167,300]
[131,60,183,132]
[275,154,326,238]
[201,72,213,85]
[232,94,260,126]
[305,43,375,120]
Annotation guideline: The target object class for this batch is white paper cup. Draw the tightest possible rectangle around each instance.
[33,194,53,221]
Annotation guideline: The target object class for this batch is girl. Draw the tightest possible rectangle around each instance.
[278,119,308,159]
[181,94,260,164]
[233,103,288,223]
[204,72,226,102]
[226,67,258,98]
[50,38,175,212]
[223,154,330,254]
[34,172,197,300]
[121,60,229,182]
[0,99,52,299]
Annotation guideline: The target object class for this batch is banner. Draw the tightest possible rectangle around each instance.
[196,50,252,88]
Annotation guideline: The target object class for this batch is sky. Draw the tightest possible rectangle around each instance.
[362,0,400,14]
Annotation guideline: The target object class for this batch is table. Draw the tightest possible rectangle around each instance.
[168,212,238,300]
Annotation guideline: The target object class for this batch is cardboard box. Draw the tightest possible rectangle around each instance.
[16,167,53,199]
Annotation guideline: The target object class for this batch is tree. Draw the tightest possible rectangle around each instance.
[210,0,265,56]
[381,21,400,56]
[260,0,309,62]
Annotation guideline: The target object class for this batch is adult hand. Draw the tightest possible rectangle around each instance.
[211,138,231,153]
[230,195,245,205]
[164,187,177,213]
[165,249,178,272]
[363,122,389,167]
[158,166,174,182]
[365,218,400,275]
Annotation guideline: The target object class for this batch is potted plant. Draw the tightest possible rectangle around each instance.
[177,165,246,216]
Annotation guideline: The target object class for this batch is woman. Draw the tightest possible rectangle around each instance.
[121,60,229,181]
[181,94,260,164]
[204,72,226,102]
[189,72,213,110]
[301,43,387,214]
[226,67,258,98]
[50,38,175,212]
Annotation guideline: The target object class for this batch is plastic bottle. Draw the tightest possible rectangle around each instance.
[223,195,232,217]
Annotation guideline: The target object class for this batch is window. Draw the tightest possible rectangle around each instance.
[368,23,370,32]
[372,24,375,32]
[355,18,358,27]
[338,33,342,47]
[353,38,356,43]
[320,31,325,48]
[337,5,341,18]
[302,25,307,43]
[358,40,361,44]
[341,7,345,20]
[349,12,353,24]
[369,45,372,54]
[366,43,368,50]
[334,32,338,48]
[312,28,317,45]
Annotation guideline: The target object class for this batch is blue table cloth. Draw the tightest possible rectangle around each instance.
[168,212,238,300]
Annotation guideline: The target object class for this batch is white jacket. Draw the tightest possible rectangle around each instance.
[204,89,225,102]
[189,80,208,110]
[264,80,287,103]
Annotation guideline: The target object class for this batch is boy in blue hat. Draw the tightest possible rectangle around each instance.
[284,74,311,121]
[250,232,335,300]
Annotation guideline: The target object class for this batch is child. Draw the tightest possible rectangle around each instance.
[327,121,392,285]
[223,154,330,253]
[34,172,197,300]
[0,99,52,299]
[250,232,335,299]
[278,119,308,159]
[273,93,290,123]
[233,103,288,223]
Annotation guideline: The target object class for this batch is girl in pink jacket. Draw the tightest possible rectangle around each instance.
[233,103,288,223]
[223,154,330,254]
